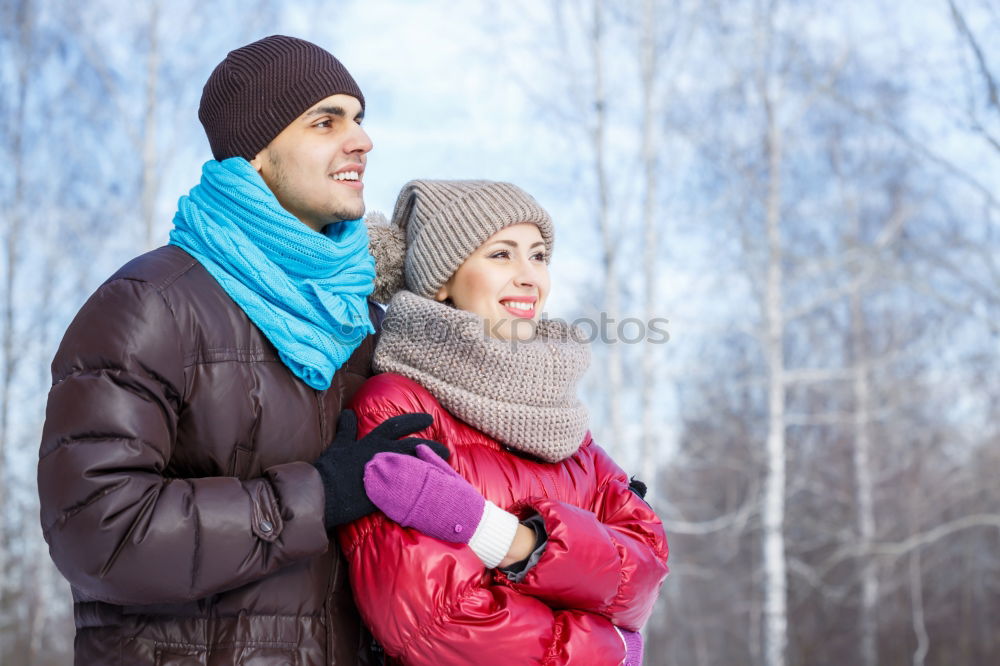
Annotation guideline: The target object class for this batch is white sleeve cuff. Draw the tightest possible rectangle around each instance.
[467,500,519,569]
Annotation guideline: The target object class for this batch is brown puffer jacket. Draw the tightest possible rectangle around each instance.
[38,245,379,665]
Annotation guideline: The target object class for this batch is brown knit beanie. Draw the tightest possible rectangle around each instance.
[199,35,365,161]
[365,180,555,303]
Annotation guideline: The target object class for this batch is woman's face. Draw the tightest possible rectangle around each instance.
[435,223,550,341]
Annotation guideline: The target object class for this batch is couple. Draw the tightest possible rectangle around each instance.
[38,36,668,665]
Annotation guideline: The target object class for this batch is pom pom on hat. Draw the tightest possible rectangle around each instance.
[365,211,407,303]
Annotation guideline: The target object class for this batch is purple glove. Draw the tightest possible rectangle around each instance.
[620,628,643,665]
[363,444,485,543]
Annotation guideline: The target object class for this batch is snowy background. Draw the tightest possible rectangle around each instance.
[2,0,999,664]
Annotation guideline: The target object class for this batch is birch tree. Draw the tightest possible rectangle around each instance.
[140,0,162,249]
[587,0,627,451]
[753,4,790,663]
[0,0,34,647]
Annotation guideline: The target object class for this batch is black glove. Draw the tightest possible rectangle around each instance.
[313,409,449,530]
[628,476,648,499]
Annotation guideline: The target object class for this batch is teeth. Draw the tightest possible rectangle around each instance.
[333,171,359,181]
[502,301,533,311]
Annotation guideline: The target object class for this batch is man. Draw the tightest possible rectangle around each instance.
[37,35,444,665]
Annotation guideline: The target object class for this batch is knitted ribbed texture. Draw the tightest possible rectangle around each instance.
[619,628,644,666]
[375,291,590,462]
[169,158,375,390]
[199,35,364,161]
[467,501,520,569]
[386,180,555,300]
[363,445,486,544]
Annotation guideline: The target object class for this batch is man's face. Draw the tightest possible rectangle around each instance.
[250,93,372,232]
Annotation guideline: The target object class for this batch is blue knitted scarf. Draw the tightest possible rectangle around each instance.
[170,158,375,390]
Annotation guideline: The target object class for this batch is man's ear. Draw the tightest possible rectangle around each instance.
[249,149,266,172]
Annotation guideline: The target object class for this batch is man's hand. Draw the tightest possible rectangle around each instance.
[314,410,448,530]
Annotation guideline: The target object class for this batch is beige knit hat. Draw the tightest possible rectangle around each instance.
[366,180,555,303]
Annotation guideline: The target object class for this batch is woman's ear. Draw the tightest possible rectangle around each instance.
[434,284,449,302]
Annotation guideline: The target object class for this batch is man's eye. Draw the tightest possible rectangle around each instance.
[315,119,331,128]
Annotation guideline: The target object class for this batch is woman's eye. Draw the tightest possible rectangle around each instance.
[489,250,511,259]
[532,252,547,262]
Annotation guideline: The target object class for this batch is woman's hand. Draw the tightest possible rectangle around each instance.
[364,444,532,567]
[363,444,485,542]
[498,523,538,568]
[618,628,643,665]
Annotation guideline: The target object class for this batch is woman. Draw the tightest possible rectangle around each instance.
[338,179,668,665]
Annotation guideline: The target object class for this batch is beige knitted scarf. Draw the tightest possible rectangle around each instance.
[374,290,591,463]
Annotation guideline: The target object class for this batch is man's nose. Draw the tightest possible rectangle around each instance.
[346,124,373,154]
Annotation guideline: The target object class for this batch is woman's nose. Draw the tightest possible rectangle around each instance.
[513,261,539,287]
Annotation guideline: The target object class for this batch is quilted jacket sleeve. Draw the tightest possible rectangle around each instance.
[338,377,628,665]
[498,442,669,630]
[37,277,329,606]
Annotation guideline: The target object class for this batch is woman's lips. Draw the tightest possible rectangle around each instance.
[500,299,536,318]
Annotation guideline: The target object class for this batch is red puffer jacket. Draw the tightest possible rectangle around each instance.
[338,373,669,665]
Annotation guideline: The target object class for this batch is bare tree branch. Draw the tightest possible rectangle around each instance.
[947,0,1000,115]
